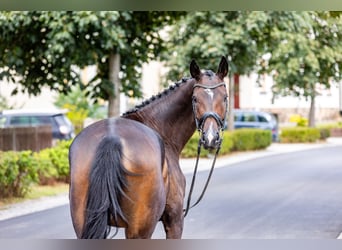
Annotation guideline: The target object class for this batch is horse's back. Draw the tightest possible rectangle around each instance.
[69,117,164,173]
[69,117,168,238]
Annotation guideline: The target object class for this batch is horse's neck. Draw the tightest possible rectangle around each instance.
[124,79,196,154]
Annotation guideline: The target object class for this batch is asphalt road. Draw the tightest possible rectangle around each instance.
[1,145,342,239]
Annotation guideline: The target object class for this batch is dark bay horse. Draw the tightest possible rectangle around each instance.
[69,57,229,239]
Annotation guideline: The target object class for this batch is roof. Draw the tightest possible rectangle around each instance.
[0,109,68,116]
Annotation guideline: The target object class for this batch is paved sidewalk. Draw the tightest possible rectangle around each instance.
[1,137,342,222]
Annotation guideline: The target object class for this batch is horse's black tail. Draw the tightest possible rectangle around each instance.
[81,136,128,239]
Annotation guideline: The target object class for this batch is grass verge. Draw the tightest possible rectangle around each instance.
[0,183,68,209]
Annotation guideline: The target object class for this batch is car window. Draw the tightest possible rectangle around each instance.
[234,114,241,121]
[35,116,54,126]
[8,115,55,127]
[10,116,31,126]
[241,113,257,122]
[257,115,268,123]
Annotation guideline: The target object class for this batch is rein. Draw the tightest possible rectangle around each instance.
[183,138,222,217]
[183,81,227,217]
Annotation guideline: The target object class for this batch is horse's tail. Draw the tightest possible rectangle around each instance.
[81,136,128,239]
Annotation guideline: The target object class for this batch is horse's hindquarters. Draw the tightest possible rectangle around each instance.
[69,118,167,238]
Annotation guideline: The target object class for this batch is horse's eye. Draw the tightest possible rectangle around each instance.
[192,96,197,103]
[224,95,228,102]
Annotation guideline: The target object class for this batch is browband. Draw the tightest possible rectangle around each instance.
[193,82,226,89]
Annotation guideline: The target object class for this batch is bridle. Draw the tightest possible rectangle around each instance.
[192,81,228,136]
[184,81,228,217]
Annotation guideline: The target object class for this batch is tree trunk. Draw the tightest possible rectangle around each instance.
[308,92,316,127]
[227,73,235,131]
[108,53,121,118]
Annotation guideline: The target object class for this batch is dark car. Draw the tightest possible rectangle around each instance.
[0,109,75,140]
[232,110,279,142]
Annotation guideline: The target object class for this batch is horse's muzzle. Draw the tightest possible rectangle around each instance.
[201,130,222,150]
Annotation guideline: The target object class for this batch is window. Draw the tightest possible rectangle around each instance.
[241,113,257,122]
[10,116,31,126]
[257,115,268,123]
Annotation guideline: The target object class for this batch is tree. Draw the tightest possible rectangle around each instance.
[260,11,342,127]
[164,11,342,128]
[164,11,268,130]
[164,11,309,130]
[0,11,183,117]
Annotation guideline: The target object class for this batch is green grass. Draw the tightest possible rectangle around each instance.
[0,183,68,209]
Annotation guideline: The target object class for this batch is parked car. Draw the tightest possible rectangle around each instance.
[227,110,279,142]
[0,109,75,140]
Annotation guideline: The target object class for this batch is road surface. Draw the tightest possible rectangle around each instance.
[0,145,342,239]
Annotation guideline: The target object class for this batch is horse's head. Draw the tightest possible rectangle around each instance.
[190,56,228,150]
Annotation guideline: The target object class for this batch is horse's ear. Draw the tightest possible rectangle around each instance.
[190,59,201,81]
[217,56,229,80]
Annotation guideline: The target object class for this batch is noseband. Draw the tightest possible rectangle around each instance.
[192,82,227,133]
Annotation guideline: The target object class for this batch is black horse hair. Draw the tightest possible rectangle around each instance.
[122,76,191,116]
[81,136,129,239]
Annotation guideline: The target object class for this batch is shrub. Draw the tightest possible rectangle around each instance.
[231,129,272,151]
[280,127,320,143]
[0,151,38,198]
[47,140,72,183]
[181,131,235,158]
[318,128,330,141]
[289,114,308,127]
[0,140,73,198]
[181,129,271,158]
[34,149,58,185]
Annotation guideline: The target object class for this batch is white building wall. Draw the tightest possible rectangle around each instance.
[239,73,341,122]
[0,81,58,110]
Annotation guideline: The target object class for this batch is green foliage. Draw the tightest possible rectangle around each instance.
[289,114,309,127]
[181,129,271,158]
[164,11,264,81]
[0,11,183,106]
[280,127,321,143]
[54,84,107,134]
[55,84,105,119]
[0,140,72,198]
[231,129,272,151]
[48,140,71,183]
[318,128,331,140]
[0,95,16,110]
[317,122,342,129]
[33,149,58,185]
[62,104,88,134]
[259,11,342,126]
[181,132,235,158]
[0,151,38,198]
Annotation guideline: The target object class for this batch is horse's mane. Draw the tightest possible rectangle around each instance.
[122,70,215,116]
[122,76,191,116]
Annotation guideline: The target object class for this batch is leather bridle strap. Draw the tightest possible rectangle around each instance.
[183,81,227,218]
[193,82,226,89]
[183,139,222,218]
[192,81,227,133]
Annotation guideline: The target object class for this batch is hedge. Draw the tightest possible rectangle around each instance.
[0,128,272,198]
[0,151,38,198]
[181,129,272,158]
[0,140,72,198]
[280,127,321,143]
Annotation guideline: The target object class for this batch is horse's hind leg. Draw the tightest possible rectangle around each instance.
[161,204,184,239]
[123,201,161,239]
[125,222,156,239]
